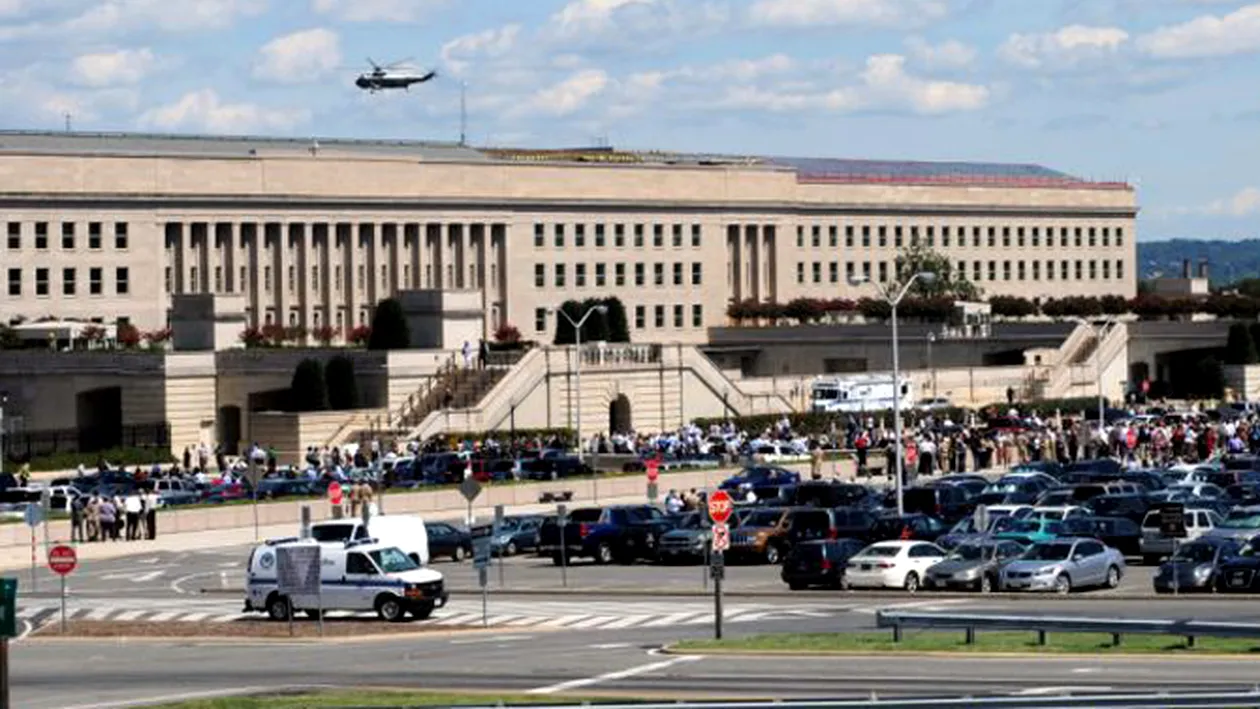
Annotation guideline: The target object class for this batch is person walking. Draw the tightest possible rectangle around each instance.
[144,487,160,540]
[478,339,488,370]
[98,497,116,542]
[348,480,361,518]
[85,495,100,542]
[124,492,143,540]
[70,496,86,543]
[462,340,473,369]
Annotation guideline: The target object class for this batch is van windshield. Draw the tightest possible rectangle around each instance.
[369,547,418,573]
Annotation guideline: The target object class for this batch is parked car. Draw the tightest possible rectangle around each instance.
[1141,507,1223,562]
[992,516,1062,546]
[426,522,473,562]
[842,540,946,592]
[1203,505,1260,544]
[999,537,1125,594]
[1154,536,1244,594]
[924,540,1027,593]
[658,511,720,563]
[1086,493,1151,525]
[1059,516,1142,558]
[491,515,545,557]
[537,504,675,565]
[1213,537,1260,593]
[781,539,868,590]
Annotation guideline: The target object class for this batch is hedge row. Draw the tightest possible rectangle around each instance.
[17,446,177,473]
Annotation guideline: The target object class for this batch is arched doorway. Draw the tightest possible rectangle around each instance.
[609,395,632,434]
[218,406,242,455]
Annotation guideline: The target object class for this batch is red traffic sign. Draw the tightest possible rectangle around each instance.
[328,481,343,506]
[48,544,77,576]
[708,490,734,524]
[645,459,659,483]
[711,521,730,553]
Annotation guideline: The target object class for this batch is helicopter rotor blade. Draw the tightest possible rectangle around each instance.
[366,57,381,70]
[385,56,415,69]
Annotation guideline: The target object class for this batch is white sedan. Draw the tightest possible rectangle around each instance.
[843,540,946,593]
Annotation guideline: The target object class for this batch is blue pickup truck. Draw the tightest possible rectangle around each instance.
[537,504,678,565]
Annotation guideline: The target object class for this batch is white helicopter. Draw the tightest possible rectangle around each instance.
[354,57,437,93]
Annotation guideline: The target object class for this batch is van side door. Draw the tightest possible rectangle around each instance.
[343,552,379,610]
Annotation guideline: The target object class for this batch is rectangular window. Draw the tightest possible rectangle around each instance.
[894,226,903,248]
[926,225,935,247]
[6,268,19,296]
[796,262,805,284]
[554,264,566,287]
[845,262,855,280]
[61,223,75,250]
[1061,260,1069,280]
[1088,260,1096,280]
[1060,227,1069,248]
[797,226,804,248]
[861,225,870,247]
[63,267,76,296]
[988,261,996,281]
[653,224,664,248]
[634,224,644,248]
[635,263,645,286]
[956,260,965,278]
[654,263,664,286]
[1074,260,1083,280]
[987,227,996,248]
[535,308,547,333]
[829,261,838,283]
[829,225,838,247]
[1017,261,1025,281]
[1031,227,1040,248]
[114,222,128,249]
[1116,259,1124,279]
[534,264,545,287]
[1032,261,1040,280]
[1074,228,1082,247]
[165,266,172,294]
[554,224,565,248]
[534,224,544,248]
[1017,227,1025,248]
[35,222,48,250]
[635,305,645,329]
[672,224,683,248]
[878,225,887,248]
[1003,260,1011,281]
[614,223,625,248]
[691,224,701,248]
[1046,260,1054,281]
[1102,260,1111,279]
[691,262,702,286]
[1002,227,1010,248]
[812,261,821,284]
[692,304,703,328]
[5,222,18,250]
[116,267,129,295]
[1116,228,1124,247]
[673,304,683,328]
[1088,228,1096,247]
[910,225,919,246]
[35,267,48,296]
[878,261,888,283]
[862,261,872,280]
[615,263,626,286]
[575,263,586,287]
[654,305,665,328]
[288,265,296,294]
[88,222,102,249]
[595,223,605,248]
[89,267,102,295]
[1101,227,1110,247]
[595,263,606,287]
[973,261,982,281]
[574,224,585,248]
[811,225,821,248]
[672,262,683,286]
[845,225,855,248]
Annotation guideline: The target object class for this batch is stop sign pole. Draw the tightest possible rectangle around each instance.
[707,490,733,641]
[47,544,76,634]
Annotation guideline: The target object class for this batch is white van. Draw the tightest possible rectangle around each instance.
[244,537,447,622]
[1141,508,1222,563]
[309,514,431,566]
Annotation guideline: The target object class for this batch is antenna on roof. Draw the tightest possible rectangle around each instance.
[64,113,72,133]
[459,81,467,147]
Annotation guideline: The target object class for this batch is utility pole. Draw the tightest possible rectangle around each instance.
[459,81,467,147]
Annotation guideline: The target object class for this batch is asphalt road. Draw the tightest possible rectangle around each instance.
[15,618,1260,709]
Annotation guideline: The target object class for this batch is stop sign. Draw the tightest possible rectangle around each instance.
[645,459,659,483]
[48,544,77,576]
[708,490,733,524]
[328,481,343,506]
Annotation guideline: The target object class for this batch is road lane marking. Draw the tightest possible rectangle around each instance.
[527,655,702,695]
[590,642,632,649]
[598,615,653,629]
[449,634,533,645]
[1015,687,1112,696]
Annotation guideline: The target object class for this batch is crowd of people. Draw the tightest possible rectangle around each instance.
[70,489,160,543]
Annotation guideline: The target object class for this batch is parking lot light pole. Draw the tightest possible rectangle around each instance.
[1073,317,1116,431]
[849,271,937,517]
[551,305,608,467]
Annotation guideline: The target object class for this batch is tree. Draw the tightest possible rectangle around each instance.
[603,297,630,342]
[493,323,521,344]
[895,242,982,301]
[368,298,410,350]
[553,299,616,344]
[325,355,359,410]
[1098,295,1128,316]
[117,323,142,349]
[348,325,372,347]
[312,325,337,346]
[989,295,1038,318]
[1191,356,1226,398]
[0,325,18,350]
[1225,322,1259,365]
[261,323,287,347]
[239,326,266,348]
[290,358,328,412]
[785,298,825,324]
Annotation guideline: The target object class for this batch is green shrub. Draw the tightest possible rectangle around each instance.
[325,355,359,410]
[22,446,175,473]
[368,298,410,350]
[290,358,328,412]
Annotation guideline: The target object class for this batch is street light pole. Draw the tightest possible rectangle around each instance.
[552,305,609,466]
[927,332,937,400]
[1074,318,1113,429]
[850,272,936,517]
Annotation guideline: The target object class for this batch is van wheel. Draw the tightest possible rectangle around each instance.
[451,546,464,562]
[266,594,290,622]
[411,602,435,620]
[376,595,407,622]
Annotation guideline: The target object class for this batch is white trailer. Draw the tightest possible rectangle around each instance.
[809,374,915,413]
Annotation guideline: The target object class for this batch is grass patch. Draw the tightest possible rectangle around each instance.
[151,690,635,708]
[675,631,1260,655]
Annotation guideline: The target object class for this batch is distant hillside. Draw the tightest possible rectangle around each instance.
[1138,239,1260,285]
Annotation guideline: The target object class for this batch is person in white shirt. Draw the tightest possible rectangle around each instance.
[143,489,160,539]
[124,493,143,540]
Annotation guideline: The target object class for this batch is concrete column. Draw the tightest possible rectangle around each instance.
[241,222,259,326]
[215,223,234,293]
[727,224,742,303]
[745,224,759,301]
[164,222,184,296]
[405,223,421,290]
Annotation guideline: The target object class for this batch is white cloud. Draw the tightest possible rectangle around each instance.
[64,0,267,34]
[71,47,156,87]
[905,37,976,69]
[514,69,609,117]
[546,0,729,45]
[0,0,26,18]
[998,25,1130,69]
[748,0,948,28]
[552,0,655,33]
[1206,186,1260,216]
[1138,3,1260,58]
[311,0,447,22]
[253,28,341,83]
[138,88,309,133]
[440,24,520,75]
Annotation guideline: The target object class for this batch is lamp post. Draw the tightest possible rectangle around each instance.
[849,271,937,516]
[1073,317,1116,430]
[551,304,608,466]
[926,332,937,400]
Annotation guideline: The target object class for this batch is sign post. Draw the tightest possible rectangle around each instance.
[276,545,321,637]
[24,504,41,593]
[47,545,76,634]
[707,490,733,641]
[1159,503,1187,596]
[494,504,505,588]
[245,460,263,541]
[460,477,483,529]
[557,503,568,588]
[0,577,15,709]
[471,524,492,627]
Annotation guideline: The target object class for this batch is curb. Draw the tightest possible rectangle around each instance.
[24,622,527,645]
[657,643,1260,662]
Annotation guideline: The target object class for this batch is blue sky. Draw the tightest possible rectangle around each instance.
[1,0,1259,241]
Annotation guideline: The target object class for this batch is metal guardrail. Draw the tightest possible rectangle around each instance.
[876,610,1260,648]
[441,693,1260,709]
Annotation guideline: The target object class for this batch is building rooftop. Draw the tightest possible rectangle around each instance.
[0,130,1128,190]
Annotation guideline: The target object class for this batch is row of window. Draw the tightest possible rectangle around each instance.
[534,304,704,333]
[533,223,703,250]
[6,267,130,297]
[795,259,1127,285]
[535,262,703,289]
[165,262,489,295]
[794,223,1126,250]
[5,222,130,251]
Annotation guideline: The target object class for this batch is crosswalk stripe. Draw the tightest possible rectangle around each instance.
[537,614,592,628]
[180,612,211,622]
[85,607,118,621]
[506,616,547,627]
[596,614,653,630]
[114,610,146,622]
[436,613,482,626]
[640,612,702,628]
[16,607,51,620]
[568,615,618,629]
[678,613,715,625]
[147,611,179,622]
